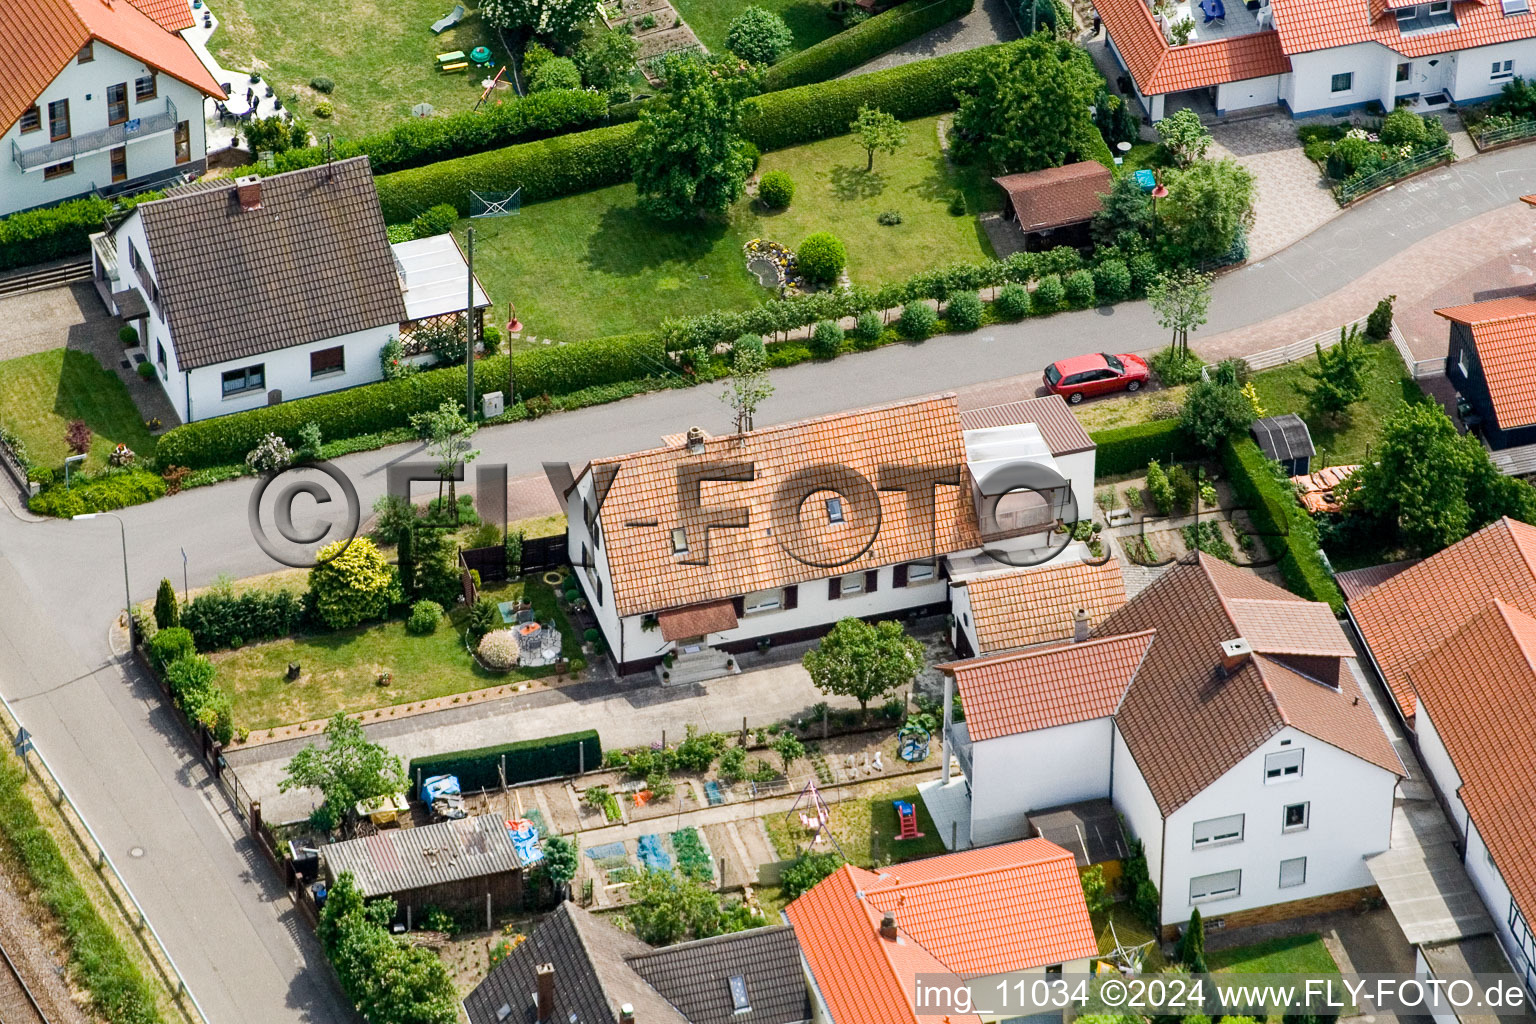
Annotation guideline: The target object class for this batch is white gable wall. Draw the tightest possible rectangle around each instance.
[1112,723,1165,891]
[969,718,1115,847]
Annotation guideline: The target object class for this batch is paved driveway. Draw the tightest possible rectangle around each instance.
[1209,114,1342,262]
[844,0,1018,76]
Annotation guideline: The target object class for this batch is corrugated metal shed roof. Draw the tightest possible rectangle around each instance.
[1251,413,1315,461]
[322,814,522,897]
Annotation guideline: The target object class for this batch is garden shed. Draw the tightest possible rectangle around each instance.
[320,813,524,923]
[1250,413,1315,474]
[992,161,1113,251]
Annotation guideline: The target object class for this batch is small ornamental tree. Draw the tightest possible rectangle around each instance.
[1181,378,1255,451]
[773,732,805,774]
[538,834,579,897]
[64,419,92,456]
[154,577,179,630]
[530,56,581,92]
[1305,324,1369,419]
[802,618,924,718]
[308,537,396,630]
[408,401,479,522]
[1177,907,1208,973]
[1155,107,1213,167]
[1366,294,1396,340]
[632,56,757,221]
[850,106,908,171]
[575,27,639,91]
[796,232,846,283]
[720,346,774,433]
[1147,269,1212,355]
[281,713,406,837]
[727,6,793,64]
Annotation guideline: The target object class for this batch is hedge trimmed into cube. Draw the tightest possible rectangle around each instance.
[762,0,975,91]
[408,729,601,793]
[1091,420,1201,477]
[1222,437,1343,612]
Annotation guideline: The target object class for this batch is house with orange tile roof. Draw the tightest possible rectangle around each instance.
[1436,295,1536,450]
[1,0,224,217]
[1099,0,1536,121]
[924,555,1403,937]
[784,838,1099,1024]
[556,395,1099,678]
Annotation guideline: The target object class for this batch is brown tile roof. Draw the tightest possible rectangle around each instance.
[1406,599,1536,933]
[128,0,195,32]
[657,599,738,641]
[1100,556,1402,813]
[785,839,1098,1024]
[993,162,1113,233]
[590,396,981,618]
[1435,298,1536,429]
[131,158,408,370]
[1096,0,1291,95]
[1348,517,1536,720]
[1334,559,1420,602]
[1,0,223,133]
[941,630,1154,741]
[959,395,1095,456]
[959,557,1128,655]
[1272,0,1536,58]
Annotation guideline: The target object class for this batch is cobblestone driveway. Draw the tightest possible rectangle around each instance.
[1208,114,1342,262]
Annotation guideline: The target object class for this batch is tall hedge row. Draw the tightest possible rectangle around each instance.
[762,0,975,91]
[409,730,601,792]
[1222,437,1343,611]
[0,196,115,271]
[1091,420,1201,477]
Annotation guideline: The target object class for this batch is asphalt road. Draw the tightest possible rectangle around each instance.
[0,143,1534,1023]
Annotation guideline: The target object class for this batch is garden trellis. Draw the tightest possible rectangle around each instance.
[470,186,522,217]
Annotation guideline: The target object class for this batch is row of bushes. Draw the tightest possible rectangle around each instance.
[146,627,235,743]
[0,190,162,272]
[1091,419,1201,477]
[1222,436,1343,611]
[0,759,167,1024]
[28,467,168,516]
[319,873,457,1024]
[761,0,975,91]
[181,589,307,651]
[407,729,602,793]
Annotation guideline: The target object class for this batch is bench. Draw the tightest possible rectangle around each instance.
[436,49,466,63]
[440,62,469,73]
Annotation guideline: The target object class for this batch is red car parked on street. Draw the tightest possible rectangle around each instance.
[1043,352,1150,404]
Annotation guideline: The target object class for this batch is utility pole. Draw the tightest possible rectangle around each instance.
[465,226,477,418]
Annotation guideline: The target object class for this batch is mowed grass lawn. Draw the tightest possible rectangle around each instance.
[468,115,1000,342]
[212,579,576,730]
[0,349,155,473]
[763,780,948,866]
[1247,338,1415,464]
[1207,932,1341,974]
[209,0,512,138]
[671,0,843,55]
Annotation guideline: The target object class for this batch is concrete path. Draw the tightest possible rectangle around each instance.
[1209,113,1342,263]
[843,0,1018,77]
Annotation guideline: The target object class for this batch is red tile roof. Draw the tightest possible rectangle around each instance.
[1271,0,1536,58]
[128,0,195,32]
[1436,297,1536,428]
[1097,0,1291,95]
[656,599,738,641]
[1333,558,1420,602]
[1,0,223,133]
[941,630,1154,741]
[1406,599,1536,932]
[785,839,1099,1024]
[1349,517,1536,720]
[993,162,1113,233]
[958,557,1129,655]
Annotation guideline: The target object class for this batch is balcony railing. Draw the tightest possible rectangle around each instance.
[12,97,177,172]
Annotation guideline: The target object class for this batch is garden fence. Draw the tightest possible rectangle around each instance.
[0,435,28,500]
[1241,315,1370,371]
[1333,145,1453,205]
[519,534,566,574]
[1470,117,1536,150]
[0,688,210,1024]
[1390,320,1446,379]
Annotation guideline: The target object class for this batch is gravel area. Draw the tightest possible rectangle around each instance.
[842,0,1019,77]
[0,850,95,1024]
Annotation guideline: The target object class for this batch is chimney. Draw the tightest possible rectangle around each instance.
[1073,607,1091,643]
[619,1005,635,1023]
[685,426,706,455]
[534,963,555,1023]
[879,911,898,942]
[235,174,263,211]
[1218,638,1253,676]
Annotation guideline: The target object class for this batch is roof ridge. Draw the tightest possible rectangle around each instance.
[937,628,1156,674]
[862,843,1074,897]
[1500,516,1536,581]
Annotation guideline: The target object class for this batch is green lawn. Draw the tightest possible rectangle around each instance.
[0,349,156,474]
[1208,932,1341,974]
[209,0,514,139]
[670,0,843,55]
[1247,338,1415,465]
[466,115,1000,342]
[763,780,948,866]
[213,578,576,730]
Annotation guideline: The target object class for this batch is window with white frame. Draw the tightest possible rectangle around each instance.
[1264,748,1304,782]
[1190,869,1242,903]
[1331,72,1353,93]
[743,589,782,614]
[221,364,265,397]
[906,562,936,583]
[1493,59,1516,80]
[1502,0,1529,15]
[1192,814,1245,848]
[839,572,865,595]
[1279,857,1307,888]
[1283,802,1310,832]
[1458,347,1470,377]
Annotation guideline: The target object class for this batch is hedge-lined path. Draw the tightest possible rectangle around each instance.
[842,0,1018,77]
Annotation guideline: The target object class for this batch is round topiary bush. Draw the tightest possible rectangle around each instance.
[137,361,157,380]
[1093,259,1132,304]
[727,6,794,64]
[796,232,846,284]
[1065,269,1096,308]
[309,76,335,93]
[810,319,844,359]
[897,302,938,340]
[1034,273,1065,312]
[407,599,443,635]
[531,56,582,93]
[314,101,334,119]
[731,333,766,364]
[119,325,138,347]
[945,291,983,332]
[757,170,795,209]
[993,282,1031,319]
[583,627,600,642]
[851,310,884,349]
[478,629,519,670]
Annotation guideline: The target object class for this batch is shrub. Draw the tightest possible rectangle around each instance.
[731,333,766,364]
[0,195,121,272]
[852,310,884,347]
[307,537,395,630]
[897,302,938,339]
[1149,345,1205,386]
[531,57,582,92]
[1380,107,1428,147]
[945,290,983,331]
[797,232,847,283]
[181,588,305,650]
[119,325,139,346]
[757,170,795,208]
[781,851,843,900]
[148,626,195,668]
[1168,464,1197,514]
[153,578,180,630]
[1180,378,1255,450]
[1093,259,1132,303]
[1366,294,1395,340]
[165,654,217,715]
[28,468,166,517]
[877,209,902,225]
[1223,438,1342,610]
[310,76,335,93]
[136,361,156,380]
[993,281,1031,319]
[728,6,794,64]
[407,599,444,635]
[810,319,844,359]
[763,0,975,89]
[65,419,92,455]
[1145,458,1175,515]
[409,203,459,239]
[1033,274,1065,312]
[245,432,294,473]
[478,629,520,668]
[314,101,334,118]
[1065,269,1096,308]
[738,139,761,170]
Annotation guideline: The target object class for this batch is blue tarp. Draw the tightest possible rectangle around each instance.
[509,824,544,864]
[420,775,460,802]
[1134,169,1157,192]
[636,834,671,872]
[586,841,627,861]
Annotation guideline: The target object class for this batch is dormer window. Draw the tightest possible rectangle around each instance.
[826,497,844,523]
[1503,0,1529,15]
[671,528,688,554]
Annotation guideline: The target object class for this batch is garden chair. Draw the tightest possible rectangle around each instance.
[430,4,465,33]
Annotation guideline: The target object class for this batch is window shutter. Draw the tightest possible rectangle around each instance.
[893,564,908,588]
[784,585,798,610]
[732,596,744,616]
[828,577,841,600]
[865,570,879,593]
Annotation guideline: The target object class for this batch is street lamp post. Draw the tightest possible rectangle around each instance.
[73,512,132,643]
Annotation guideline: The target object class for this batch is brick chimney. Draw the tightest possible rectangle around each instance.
[534,963,555,1022]
[879,911,898,942]
[618,1005,635,1023]
[1073,607,1091,643]
[234,174,263,211]
[1218,638,1253,676]
[685,425,706,455]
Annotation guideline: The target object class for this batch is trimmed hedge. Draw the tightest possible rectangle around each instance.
[0,196,113,271]
[1222,437,1343,611]
[762,0,975,90]
[409,730,601,792]
[28,468,168,516]
[1091,420,1200,477]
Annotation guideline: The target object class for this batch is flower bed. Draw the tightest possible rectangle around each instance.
[743,238,815,293]
[1298,110,1452,206]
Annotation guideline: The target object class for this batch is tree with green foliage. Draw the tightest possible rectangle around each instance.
[773,732,805,774]
[538,834,579,896]
[950,36,1099,173]
[1092,175,1154,250]
[632,56,757,221]
[727,6,794,64]
[626,869,723,945]
[1163,158,1254,262]
[319,872,458,1024]
[308,537,396,630]
[1156,107,1212,167]
[281,713,406,837]
[396,522,416,597]
[154,577,179,629]
[1177,907,1208,972]
[1123,837,1160,928]
[530,55,582,92]
[797,232,847,283]
[574,26,639,91]
[479,0,600,44]
[850,105,908,171]
[408,401,479,524]
[1366,294,1396,340]
[1305,324,1370,419]
[781,851,843,900]
[1147,269,1212,356]
[1081,864,1113,914]
[720,345,774,434]
[1181,377,1255,451]
[803,618,923,717]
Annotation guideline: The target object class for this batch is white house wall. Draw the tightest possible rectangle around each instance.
[1157,724,1397,929]
[179,324,394,422]
[110,208,188,419]
[1413,705,1468,837]
[2,42,207,216]
[1058,449,1097,526]
[1287,42,1392,115]
[969,718,1115,847]
[566,474,629,658]
[1449,39,1536,103]
[1112,723,1165,890]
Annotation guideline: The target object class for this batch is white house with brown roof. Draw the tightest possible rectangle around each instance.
[560,395,1098,679]
[927,556,1404,936]
[1,0,224,216]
